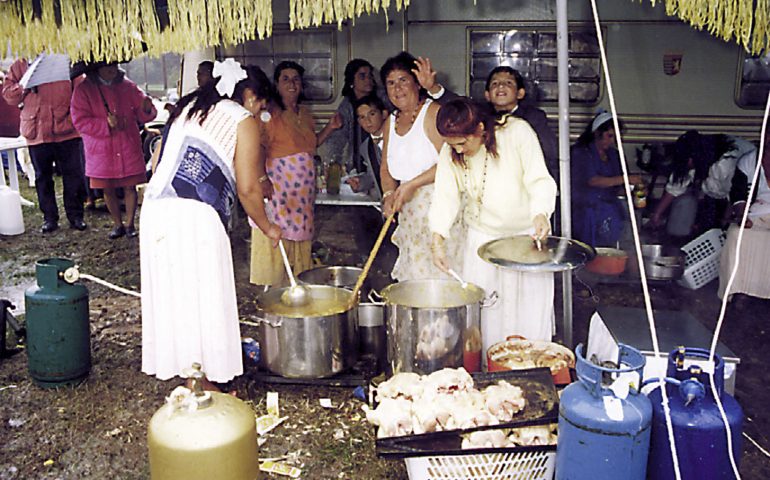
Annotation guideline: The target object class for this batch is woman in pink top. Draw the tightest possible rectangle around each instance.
[71,63,156,239]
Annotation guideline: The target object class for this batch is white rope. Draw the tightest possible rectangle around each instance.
[709,91,770,480]
[587,2,681,478]
[743,432,770,458]
[77,273,141,298]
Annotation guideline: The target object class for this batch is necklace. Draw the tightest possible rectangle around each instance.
[395,99,425,132]
[464,152,489,220]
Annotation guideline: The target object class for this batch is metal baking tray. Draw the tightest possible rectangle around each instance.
[477,235,596,272]
[375,368,559,459]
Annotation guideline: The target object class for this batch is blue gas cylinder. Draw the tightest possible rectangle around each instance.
[556,344,652,480]
[647,347,743,479]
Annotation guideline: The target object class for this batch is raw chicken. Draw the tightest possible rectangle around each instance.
[366,397,414,438]
[415,316,459,361]
[461,429,513,449]
[422,367,474,396]
[509,425,555,446]
[376,372,423,401]
[444,390,499,430]
[484,380,526,422]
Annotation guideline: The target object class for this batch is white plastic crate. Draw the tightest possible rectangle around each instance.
[677,228,727,290]
[405,451,555,480]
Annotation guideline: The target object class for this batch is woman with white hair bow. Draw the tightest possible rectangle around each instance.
[570,110,642,247]
[140,59,281,384]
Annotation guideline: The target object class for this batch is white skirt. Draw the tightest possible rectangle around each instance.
[718,219,770,300]
[140,197,243,382]
[462,227,555,363]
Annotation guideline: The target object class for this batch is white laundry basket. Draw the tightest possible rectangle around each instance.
[404,450,555,480]
[677,228,727,290]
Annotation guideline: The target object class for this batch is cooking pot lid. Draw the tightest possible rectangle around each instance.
[258,285,353,318]
[477,235,596,272]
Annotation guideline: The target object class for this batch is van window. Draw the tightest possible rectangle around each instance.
[218,29,335,103]
[469,28,601,104]
[121,53,182,101]
[736,51,770,109]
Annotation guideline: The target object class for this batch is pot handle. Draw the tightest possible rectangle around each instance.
[481,291,499,308]
[367,289,385,305]
[241,313,283,328]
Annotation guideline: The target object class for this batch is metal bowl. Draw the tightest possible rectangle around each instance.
[298,266,363,290]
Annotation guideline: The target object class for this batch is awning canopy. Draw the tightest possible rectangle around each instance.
[0,0,766,62]
[0,0,409,62]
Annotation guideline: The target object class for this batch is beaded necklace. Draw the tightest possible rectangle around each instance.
[395,99,425,132]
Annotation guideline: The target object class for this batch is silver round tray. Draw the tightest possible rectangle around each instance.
[477,235,596,272]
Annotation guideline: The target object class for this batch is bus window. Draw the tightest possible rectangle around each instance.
[736,51,770,109]
[217,28,335,103]
[468,28,602,105]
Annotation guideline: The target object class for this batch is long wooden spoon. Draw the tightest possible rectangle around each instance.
[346,213,395,310]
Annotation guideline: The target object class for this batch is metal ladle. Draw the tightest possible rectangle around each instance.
[278,240,311,307]
[447,268,468,289]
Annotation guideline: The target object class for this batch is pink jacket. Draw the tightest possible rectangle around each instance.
[1,58,80,146]
[70,71,157,179]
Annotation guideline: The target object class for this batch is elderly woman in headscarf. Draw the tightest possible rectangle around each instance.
[570,111,642,247]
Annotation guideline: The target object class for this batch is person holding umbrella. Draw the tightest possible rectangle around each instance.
[71,61,156,239]
[2,55,87,233]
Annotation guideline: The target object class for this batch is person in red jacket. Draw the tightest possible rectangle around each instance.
[2,58,87,233]
[71,62,156,239]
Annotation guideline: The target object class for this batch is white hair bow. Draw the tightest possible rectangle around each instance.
[213,58,247,97]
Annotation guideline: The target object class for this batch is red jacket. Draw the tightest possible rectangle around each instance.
[1,58,80,146]
[70,71,156,180]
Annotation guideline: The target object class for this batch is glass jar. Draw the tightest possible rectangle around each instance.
[327,160,342,195]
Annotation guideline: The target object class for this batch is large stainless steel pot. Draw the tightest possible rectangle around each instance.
[256,285,358,378]
[358,303,386,374]
[379,279,491,375]
[627,244,685,280]
[298,266,363,289]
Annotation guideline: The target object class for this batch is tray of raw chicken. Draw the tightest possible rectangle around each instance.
[365,366,559,458]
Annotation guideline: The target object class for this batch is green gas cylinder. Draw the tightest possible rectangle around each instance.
[25,258,90,388]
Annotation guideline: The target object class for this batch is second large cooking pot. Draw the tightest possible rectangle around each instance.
[379,279,488,375]
[256,285,358,378]
[627,244,685,280]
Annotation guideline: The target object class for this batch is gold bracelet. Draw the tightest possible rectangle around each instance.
[382,190,394,199]
[258,174,269,183]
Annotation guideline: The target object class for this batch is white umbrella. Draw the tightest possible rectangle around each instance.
[19,54,70,89]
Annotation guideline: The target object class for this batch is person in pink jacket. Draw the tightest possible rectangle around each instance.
[2,57,87,233]
[71,62,156,239]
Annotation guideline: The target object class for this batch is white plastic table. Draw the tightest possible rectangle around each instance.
[0,136,33,206]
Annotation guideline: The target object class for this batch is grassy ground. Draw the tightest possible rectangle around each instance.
[1,178,769,479]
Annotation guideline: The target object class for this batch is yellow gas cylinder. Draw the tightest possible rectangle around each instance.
[147,364,260,480]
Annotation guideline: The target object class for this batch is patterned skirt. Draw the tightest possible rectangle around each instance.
[265,151,316,242]
[391,184,465,282]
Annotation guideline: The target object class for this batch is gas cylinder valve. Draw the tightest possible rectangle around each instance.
[679,378,705,406]
[61,265,80,284]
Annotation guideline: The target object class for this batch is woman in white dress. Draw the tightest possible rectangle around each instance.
[140,61,281,383]
[429,97,557,357]
[380,51,463,281]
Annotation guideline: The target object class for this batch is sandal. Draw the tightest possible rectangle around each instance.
[126,226,138,238]
[108,225,126,239]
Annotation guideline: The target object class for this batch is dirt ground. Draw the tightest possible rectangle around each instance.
[1,180,769,479]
